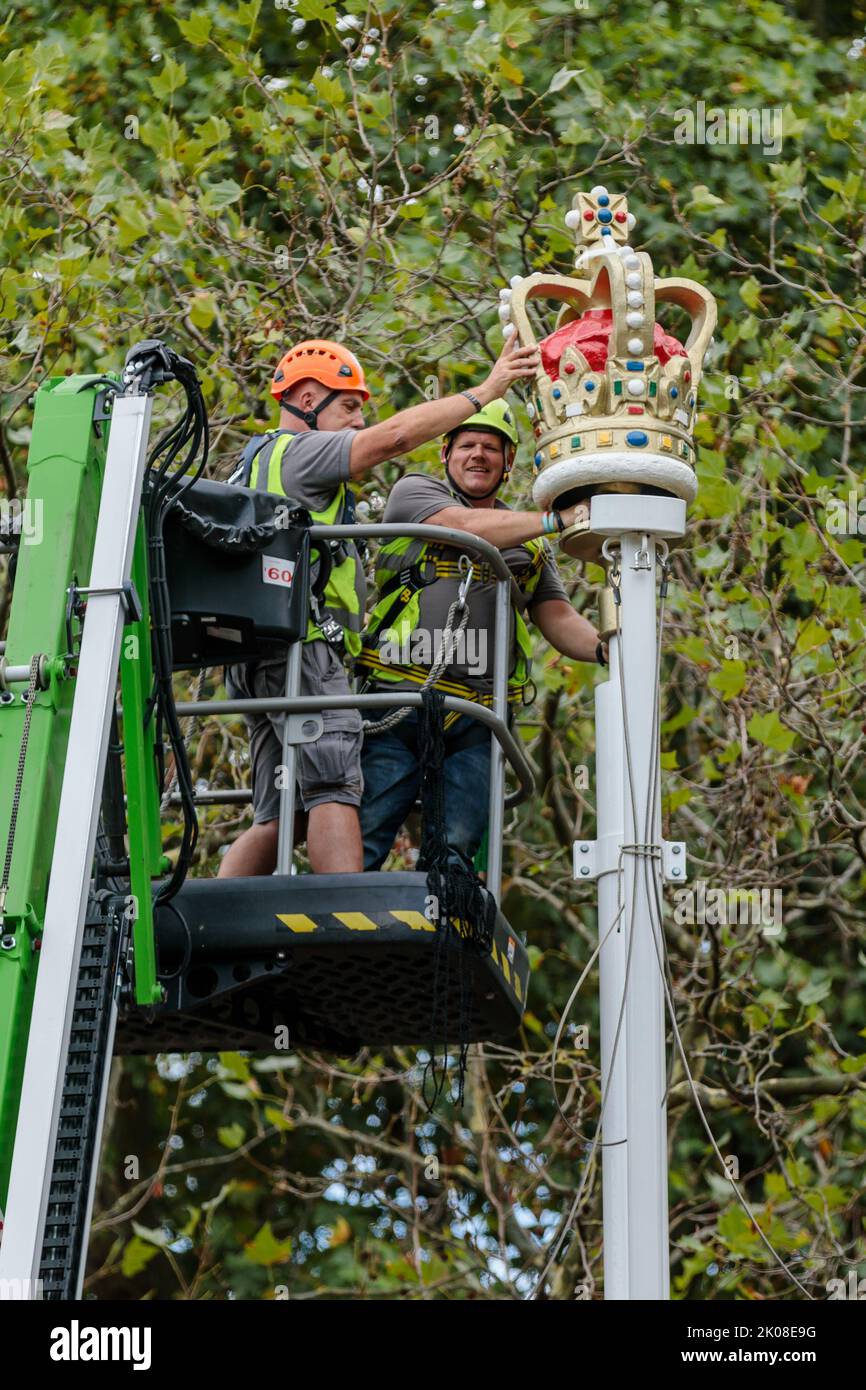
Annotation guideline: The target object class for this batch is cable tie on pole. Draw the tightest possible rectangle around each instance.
[620,841,662,863]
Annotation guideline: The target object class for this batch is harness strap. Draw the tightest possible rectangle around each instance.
[356,648,523,706]
[363,538,548,699]
[234,430,283,488]
[365,553,499,661]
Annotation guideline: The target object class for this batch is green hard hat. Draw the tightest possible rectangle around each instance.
[448,398,519,449]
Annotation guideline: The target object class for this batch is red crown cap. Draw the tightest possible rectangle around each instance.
[540,309,687,379]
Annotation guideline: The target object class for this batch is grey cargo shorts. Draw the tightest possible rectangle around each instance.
[225,639,363,822]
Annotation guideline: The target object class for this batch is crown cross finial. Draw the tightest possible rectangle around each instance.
[564,185,636,259]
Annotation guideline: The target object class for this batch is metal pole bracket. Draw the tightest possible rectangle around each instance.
[573,837,688,883]
[661,840,687,882]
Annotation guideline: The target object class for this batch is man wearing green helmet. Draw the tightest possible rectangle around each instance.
[358,397,605,870]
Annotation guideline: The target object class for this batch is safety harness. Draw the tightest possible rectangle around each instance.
[357,520,548,724]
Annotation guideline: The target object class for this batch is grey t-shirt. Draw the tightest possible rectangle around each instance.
[278,428,352,511]
[372,472,569,694]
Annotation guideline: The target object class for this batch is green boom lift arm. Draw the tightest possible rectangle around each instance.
[0,341,203,1298]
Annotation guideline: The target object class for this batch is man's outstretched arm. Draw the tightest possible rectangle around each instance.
[347,335,539,477]
[421,502,584,549]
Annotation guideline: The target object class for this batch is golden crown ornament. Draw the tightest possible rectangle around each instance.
[498,185,717,560]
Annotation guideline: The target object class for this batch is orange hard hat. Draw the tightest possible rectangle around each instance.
[270,338,370,403]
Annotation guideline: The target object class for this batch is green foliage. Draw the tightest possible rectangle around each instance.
[4,0,866,1303]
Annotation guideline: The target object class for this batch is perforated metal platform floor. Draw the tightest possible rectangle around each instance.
[114,872,529,1054]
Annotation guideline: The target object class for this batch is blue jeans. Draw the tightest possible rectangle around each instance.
[360,708,491,870]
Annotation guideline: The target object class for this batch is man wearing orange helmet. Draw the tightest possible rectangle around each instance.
[219,333,542,878]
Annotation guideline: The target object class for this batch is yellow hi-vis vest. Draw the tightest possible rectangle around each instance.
[250,430,363,657]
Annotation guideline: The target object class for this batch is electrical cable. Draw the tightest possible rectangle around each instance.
[579,538,814,1299]
[527,834,639,1296]
[609,540,810,1298]
[532,537,812,1300]
[528,573,638,1295]
[154,898,193,982]
[75,377,121,395]
[628,553,814,1300]
[548,903,625,1141]
[128,345,210,909]
[160,668,209,812]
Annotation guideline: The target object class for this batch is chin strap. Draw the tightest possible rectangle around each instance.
[280,387,341,430]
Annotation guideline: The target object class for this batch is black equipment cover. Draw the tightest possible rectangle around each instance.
[157,477,320,668]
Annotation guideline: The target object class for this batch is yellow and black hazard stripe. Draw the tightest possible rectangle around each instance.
[275,908,528,1004]
[276,907,435,935]
[488,934,526,1003]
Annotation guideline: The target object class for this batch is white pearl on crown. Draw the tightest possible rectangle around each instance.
[626,311,645,327]
[628,337,643,354]
[499,287,512,301]
[589,184,609,200]
[626,212,636,230]
[627,379,645,397]
[627,290,644,308]
[564,209,581,230]
[626,272,641,289]
[509,275,523,288]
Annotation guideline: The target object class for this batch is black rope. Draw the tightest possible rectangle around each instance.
[416,687,496,1110]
